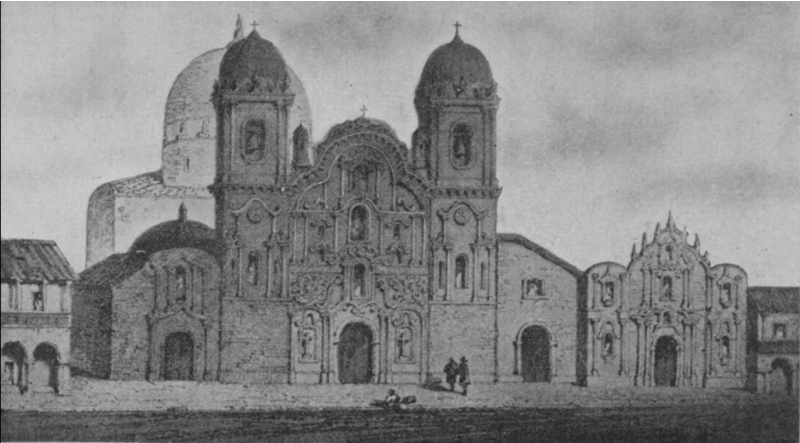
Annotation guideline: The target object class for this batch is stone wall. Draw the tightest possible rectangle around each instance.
[496,240,579,384]
[71,286,112,378]
[220,301,291,383]
[428,304,496,383]
[109,269,153,380]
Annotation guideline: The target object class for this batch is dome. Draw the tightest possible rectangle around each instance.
[219,30,289,93]
[129,204,219,257]
[414,33,497,118]
[162,37,312,186]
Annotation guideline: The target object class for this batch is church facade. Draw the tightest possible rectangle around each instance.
[73,20,770,389]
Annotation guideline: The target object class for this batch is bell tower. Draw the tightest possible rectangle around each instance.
[412,26,499,189]
[414,26,501,383]
[214,28,295,187]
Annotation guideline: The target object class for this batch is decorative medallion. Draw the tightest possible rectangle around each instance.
[454,206,471,225]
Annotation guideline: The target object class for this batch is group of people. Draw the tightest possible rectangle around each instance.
[444,356,470,396]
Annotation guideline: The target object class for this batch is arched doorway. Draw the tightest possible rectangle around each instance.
[163,332,194,381]
[521,325,550,383]
[338,323,373,384]
[654,336,678,387]
[770,358,793,394]
[31,343,59,393]
[2,342,27,391]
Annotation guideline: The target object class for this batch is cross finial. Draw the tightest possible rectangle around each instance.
[454,21,461,36]
[251,20,259,32]
[360,105,368,118]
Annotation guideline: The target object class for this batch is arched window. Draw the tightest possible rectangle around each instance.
[351,165,370,194]
[665,245,674,262]
[242,120,267,162]
[246,253,259,286]
[438,261,446,290]
[603,333,614,356]
[455,255,468,289]
[451,124,472,167]
[175,267,188,303]
[353,264,367,299]
[350,205,369,241]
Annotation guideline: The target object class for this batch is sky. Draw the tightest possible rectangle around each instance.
[1,3,798,286]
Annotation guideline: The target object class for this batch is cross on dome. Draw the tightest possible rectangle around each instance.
[251,20,259,32]
[360,105,368,118]
[454,21,461,36]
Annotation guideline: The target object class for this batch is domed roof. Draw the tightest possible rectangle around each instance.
[414,33,497,117]
[219,30,289,93]
[129,204,219,257]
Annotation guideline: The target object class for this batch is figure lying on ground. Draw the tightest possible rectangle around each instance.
[371,389,417,411]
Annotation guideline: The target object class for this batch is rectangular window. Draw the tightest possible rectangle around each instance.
[480,263,486,290]
[522,278,544,299]
[773,324,786,339]
[32,290,44,311]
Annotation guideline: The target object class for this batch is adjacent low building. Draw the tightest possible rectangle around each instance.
[747,287,799,395]
[1,239,76,395]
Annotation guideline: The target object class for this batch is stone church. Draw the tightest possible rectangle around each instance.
[74,20,759,389]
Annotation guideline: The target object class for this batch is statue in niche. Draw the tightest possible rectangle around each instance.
[350,206,368,241]
[601,282,615,307]
[661,276,674,300]
[175,267,188,302]
[397,328,412,361]
[300,328,315,360]
[603,333,613,356]
[722,283,733,306]
[243,120,266,162]
[353,264,366,299]
[721,336,731,358]
[452,124,472,167]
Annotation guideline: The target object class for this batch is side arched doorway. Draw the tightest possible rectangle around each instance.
[521,325,551,383]
[338,323,373,384]
[163,332,194,381]
[31,343,59,393]
[770,358,793,394]
[2,342,28,392]
[654,336,678,387]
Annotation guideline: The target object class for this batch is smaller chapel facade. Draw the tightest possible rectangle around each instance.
[583,215,747,388]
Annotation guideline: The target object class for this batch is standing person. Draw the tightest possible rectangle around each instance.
[444,358,458,392]
[458,356,470,396]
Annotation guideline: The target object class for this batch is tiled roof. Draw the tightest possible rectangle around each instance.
[748,287,800,314]
[108,170,211,198]
[498,233,583,278]
[1,239,77,282]
[78,253,148,288]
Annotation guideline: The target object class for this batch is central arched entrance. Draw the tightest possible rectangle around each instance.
[521,325,551,383]
[338,323,373,384]
[654,336,678,387]
[163,332,194,381]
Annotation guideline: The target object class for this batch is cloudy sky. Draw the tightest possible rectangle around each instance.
[2,3,798,285]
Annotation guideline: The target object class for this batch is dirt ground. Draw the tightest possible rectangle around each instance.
[2,398,797,443]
